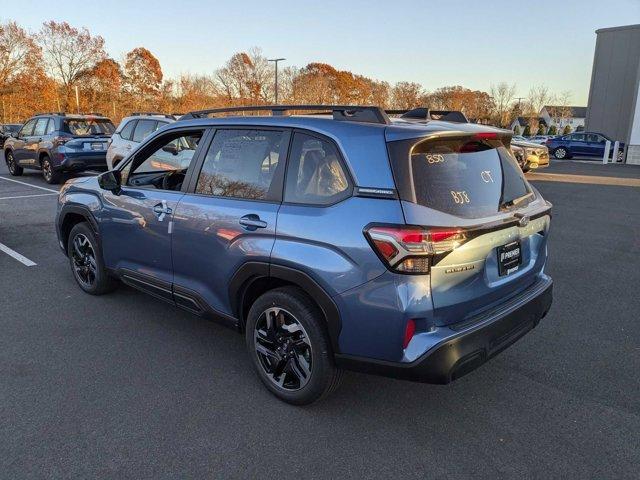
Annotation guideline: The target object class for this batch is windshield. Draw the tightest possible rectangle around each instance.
[4,124,21,133]
[387,135,532,218]
[64,118,115,136]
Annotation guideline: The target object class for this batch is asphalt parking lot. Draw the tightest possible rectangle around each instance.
[1,155,639,478]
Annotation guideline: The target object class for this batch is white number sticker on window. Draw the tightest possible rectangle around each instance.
[450,190,470,204]
[425,153,445,164]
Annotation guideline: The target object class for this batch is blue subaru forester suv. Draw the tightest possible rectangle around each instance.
[4,113,114,184]
[55,105,553,405]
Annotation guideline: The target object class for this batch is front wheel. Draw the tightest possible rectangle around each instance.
[5,151,23,176]
[41,155,62,184]
[67,222,117,295]
[245,287,343,405]
[553,147,570,159]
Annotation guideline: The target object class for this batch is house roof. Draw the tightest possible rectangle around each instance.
[543,106,587,118]
[513,116,547,127]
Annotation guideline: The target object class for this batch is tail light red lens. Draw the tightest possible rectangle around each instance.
[403,319,416,349]
[364,225,466,274]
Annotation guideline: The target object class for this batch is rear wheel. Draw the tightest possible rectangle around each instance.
[553,147,569,159]
[245,287,342,405]
[67,222,117,295]
[41,155,62,184]
[5,151,23,176]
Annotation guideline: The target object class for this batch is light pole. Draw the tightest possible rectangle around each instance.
[268,58,286,104]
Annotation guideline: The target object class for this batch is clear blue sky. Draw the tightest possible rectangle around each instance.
[3,0,639,104]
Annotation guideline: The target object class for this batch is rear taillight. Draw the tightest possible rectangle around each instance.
[53,136,71,147]
[364,225,466,274]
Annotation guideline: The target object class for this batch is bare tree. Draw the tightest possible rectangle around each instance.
[489,82,516,127]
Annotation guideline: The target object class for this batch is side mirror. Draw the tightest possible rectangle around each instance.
[10,132,18,138]
[98,170,122,193]
[162,144,179,155]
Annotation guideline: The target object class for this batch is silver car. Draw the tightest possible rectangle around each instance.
[106,113,177,169]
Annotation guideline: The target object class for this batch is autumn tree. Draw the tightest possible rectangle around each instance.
[216,48,272,104]
[123,47,163,110]
[37,21,106,109]
[75,58,123,117]
[424,86,493,121]
[391,82,424,109]
[0,21,46,121]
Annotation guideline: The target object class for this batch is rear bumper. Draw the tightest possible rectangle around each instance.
[335,276,552,384]
[57,152,107,171]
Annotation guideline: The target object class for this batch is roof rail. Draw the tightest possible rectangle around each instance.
[179,105,390,125]
[386,108,469,123]
[34,112,66,116]
[131,112,177,119]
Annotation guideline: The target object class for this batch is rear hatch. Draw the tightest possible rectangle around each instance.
[61,117,115,152]
[386,131,551,326]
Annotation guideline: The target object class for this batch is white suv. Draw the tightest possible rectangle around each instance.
[106,113,177,169]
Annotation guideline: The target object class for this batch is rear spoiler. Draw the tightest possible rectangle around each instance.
[386,108,469,123]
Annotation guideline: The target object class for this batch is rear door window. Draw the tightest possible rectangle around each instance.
[284,132,351,205]
[33,118,49,137]
[132,120,158,143]
[388,135,531,218]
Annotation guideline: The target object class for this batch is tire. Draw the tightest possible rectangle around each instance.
[5,150,23,176]
[67,222,117,295]
[553,147,570,159]
[41,155,62,184]
[245,286,343,405]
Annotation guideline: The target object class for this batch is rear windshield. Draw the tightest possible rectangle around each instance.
[388,136,532,218]
[64,118,115,136]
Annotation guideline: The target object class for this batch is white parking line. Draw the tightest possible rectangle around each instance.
[0,176,59,193]
[0,242,37,266]
[0,193,58,200]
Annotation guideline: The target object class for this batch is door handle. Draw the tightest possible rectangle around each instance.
[239,214,267,230]
[153,200,172,221]
[126,144,132,150]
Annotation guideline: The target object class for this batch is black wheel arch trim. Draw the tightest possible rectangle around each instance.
[229,261,342,353]
[58,204,100,255]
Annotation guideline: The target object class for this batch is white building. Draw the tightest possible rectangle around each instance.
[585,24,640,164]
[540,106,586,133]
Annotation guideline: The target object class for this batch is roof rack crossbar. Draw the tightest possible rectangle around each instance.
[386,108,469,123]
[179,105,390,125]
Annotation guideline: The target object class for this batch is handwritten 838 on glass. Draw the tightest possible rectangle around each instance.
[448,170,495,205]
[424,154,496,206]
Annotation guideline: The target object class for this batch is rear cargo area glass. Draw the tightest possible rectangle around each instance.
[388,136,531,218]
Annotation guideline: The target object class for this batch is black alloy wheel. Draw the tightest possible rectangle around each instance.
[6,151,23,176]
[253,306,313,391]
[70,232,98,289]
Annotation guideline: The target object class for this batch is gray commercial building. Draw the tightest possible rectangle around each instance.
[585,24,640,164]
